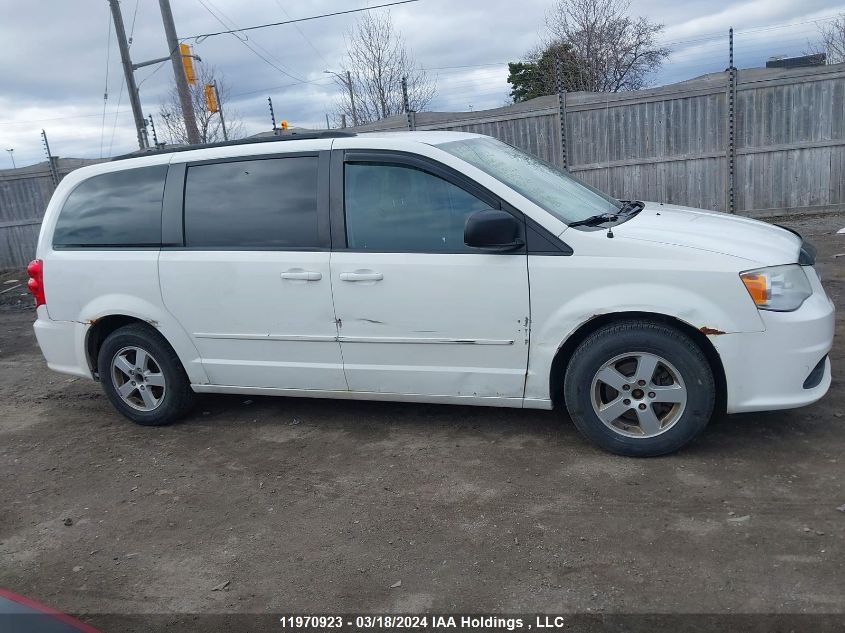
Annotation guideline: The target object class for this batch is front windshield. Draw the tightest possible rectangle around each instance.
[437,137,621,224]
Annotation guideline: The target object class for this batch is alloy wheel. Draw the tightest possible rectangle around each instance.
[590,352,687,438]
[110,346,166,411]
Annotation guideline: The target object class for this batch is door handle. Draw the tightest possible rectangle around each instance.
[281,269,322,281]
[340,271,384,282]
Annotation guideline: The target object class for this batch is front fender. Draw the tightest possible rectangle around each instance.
[525,260,765,402]
[537,281,764,344]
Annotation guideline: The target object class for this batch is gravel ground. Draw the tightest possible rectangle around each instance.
[0,214,843,632]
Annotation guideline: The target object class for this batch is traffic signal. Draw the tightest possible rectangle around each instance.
[180,43,196,85]
[279,120,289,130]
[204,84,219,113]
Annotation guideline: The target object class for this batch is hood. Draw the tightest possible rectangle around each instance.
[611,202,802,266]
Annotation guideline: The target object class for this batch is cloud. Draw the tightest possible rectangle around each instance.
[0,0,842,166]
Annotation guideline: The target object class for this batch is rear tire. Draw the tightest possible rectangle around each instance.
[563,320,714,457]
[97,323,195,426]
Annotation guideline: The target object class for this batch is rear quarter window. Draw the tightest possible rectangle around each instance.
[52,165,168,247]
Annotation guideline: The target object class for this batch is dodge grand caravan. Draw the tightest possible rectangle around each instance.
[29,131,834,456]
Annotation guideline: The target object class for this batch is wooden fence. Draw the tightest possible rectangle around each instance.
[0,158,102,269]
[1,62,843,269]
[353,62,845,217]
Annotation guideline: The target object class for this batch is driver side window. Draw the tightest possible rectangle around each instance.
[344,162,494,252]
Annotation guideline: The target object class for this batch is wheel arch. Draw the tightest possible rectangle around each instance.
[84,313,207,386]
[85,315,157,379]
[549,311,727,414]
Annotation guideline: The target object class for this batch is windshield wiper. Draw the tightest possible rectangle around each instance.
[568,212,619,228]
[618,199,644,215]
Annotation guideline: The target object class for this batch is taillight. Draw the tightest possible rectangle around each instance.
[27,259,46,307]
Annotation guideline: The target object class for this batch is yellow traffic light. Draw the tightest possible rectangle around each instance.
[180,43,196,85]
[280,120,289,130]
[204,84,219,113]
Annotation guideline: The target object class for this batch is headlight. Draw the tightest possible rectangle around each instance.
[740,264,812,311]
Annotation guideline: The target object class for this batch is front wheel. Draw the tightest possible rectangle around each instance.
[563,321,715,457]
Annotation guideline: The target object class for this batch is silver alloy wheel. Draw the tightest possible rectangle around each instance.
[110,346,166,412]
[590,352,687,438]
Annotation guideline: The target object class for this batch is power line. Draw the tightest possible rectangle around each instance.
[186,0,422,41]
[469,14,842,73]
[230,78,332,99]
[100,4,113,158]
[228,65,511,101]
[137,59,169,87]
[660,12,844,48]
[0,110,133,127]
[200,0,301,78]
[194,0,306,83]
[423,62,509,70]
[6,10,839,140]
[273,0,331,67]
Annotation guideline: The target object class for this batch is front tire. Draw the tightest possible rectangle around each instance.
[97,323,195,426]
[563,321,715,457]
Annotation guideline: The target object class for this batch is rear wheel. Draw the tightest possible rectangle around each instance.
[563,321,715,456]
[97,324,195,426]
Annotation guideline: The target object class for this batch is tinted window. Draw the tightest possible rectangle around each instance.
[344,163,494,252]
[53,165,167,247]
[184,157,320,248]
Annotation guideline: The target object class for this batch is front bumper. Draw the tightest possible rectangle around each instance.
[713,269,834,414]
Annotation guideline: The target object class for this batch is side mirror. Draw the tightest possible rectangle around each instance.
[464,209,524,252]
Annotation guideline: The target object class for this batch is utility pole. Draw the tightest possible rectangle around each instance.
[108,0,149,150]
[159,0,200,144]
[213,81,228,141]
[324,70,358,126]
[346,70,358,127]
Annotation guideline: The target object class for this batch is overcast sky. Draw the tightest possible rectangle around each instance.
[1,0,843,167]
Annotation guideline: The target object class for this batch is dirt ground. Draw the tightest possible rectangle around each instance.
[1,215,843,632]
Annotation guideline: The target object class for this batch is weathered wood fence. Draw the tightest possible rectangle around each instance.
[1,63,843,269]
[353,62,845,218]
[0,158,103,268]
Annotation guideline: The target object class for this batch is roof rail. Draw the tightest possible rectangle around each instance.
[110,130,356,161]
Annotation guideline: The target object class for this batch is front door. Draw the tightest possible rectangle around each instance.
[159,152,346,391]
[329,151,530,401]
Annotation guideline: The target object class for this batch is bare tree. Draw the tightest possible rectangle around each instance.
[545,0,669,92]
[333,11,435,125]
[808,13,845,64]
[158,65,245,145]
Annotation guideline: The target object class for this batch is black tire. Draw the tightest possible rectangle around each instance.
[97,323,195,426]
[563,320,715,457]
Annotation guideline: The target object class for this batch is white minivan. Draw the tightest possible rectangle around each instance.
[29,131,834,456]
